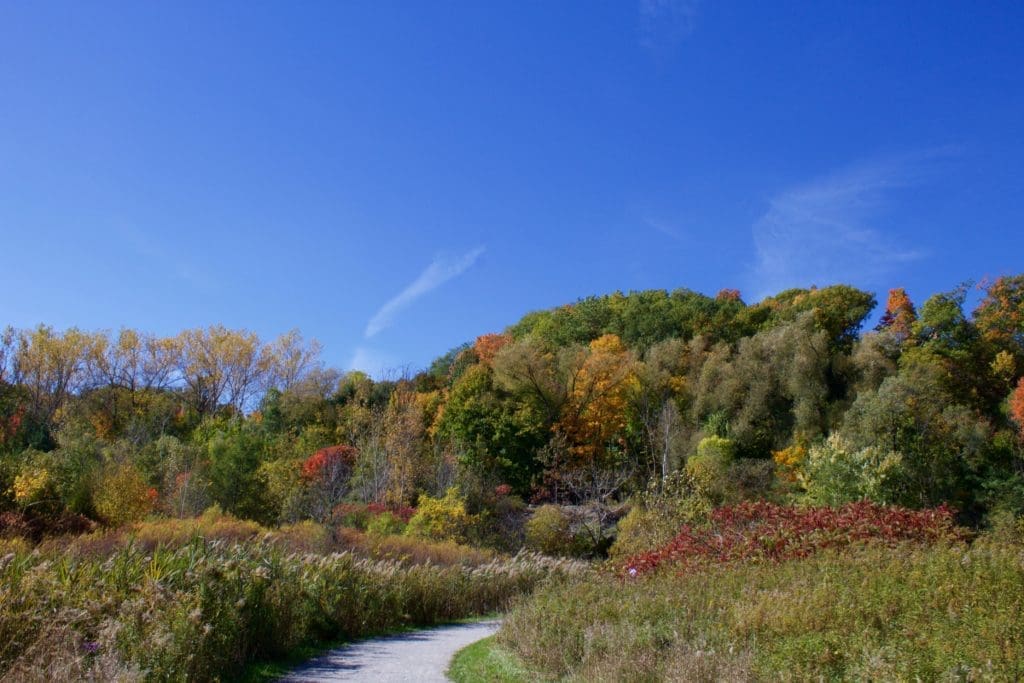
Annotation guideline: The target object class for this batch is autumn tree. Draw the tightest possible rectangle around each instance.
[716,288,742,302]
[975,275,1024,361]
[632,338,690,484]
[301,444,358,522]
[1010,378,1024,442]
[473,333,511,368]
[492,338,573,423]
[11,325,103,434]
[266,329,323,392]
[876,287,917,342]
[382,383,427,505]
[548,334,640,502]
[755,285,876,352]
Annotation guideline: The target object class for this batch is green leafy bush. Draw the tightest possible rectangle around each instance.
[684,436,735,501]
[799,433,900,505]
[366,510,406,536]
[609,471,711,560]
[524,504,573,555]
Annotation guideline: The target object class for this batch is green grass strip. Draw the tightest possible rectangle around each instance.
[447,635,538,683]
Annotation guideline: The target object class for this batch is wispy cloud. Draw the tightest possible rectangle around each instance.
[639,0,699,57]
[749,154,944,298]
[364,246,485,338]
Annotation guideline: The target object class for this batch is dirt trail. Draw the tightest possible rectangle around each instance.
[278,619,501,682]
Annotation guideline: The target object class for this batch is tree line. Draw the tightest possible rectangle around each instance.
[1,275,1023,534]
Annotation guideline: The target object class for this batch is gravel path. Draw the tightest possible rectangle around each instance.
[278,620,501,682]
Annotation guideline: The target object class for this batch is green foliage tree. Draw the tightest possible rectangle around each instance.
[437,364,546,494]
[799,434,901,506]
[841,357,990,508]
[198,419,271,522]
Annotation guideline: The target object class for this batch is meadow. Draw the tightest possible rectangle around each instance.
[0,510,581,681]
[486,511,1024,682]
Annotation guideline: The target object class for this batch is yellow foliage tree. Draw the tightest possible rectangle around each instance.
[11,466,52,506]
[556,334,639,466]
[404,487,475,542]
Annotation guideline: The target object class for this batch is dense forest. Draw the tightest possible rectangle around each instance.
[2,275,1023,541]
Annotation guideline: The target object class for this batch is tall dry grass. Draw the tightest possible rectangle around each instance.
[0,514,582,681]
[499,540,1024,681]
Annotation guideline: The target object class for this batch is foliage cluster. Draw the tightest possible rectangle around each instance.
[1,275,1023,546]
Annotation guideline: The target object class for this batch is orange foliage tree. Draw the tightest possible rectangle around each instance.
[877,287,917,342]
[473,333,511,368]
[1010,378,1024,441]
[552,334,639,498]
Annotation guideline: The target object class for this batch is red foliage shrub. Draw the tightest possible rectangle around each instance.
[301,445,358,480]
[0,405,24,446]
[623,501,961,576]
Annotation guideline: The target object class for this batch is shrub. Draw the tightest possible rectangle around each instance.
[624,500,961,576]
[92,463,156,526]
[10,465,52,507]
[333,502,416,530]
[609,471,711,560]
[405,488,475,542]
[684,436,735,501]
[524,504,573,555]
[366,510,406,536]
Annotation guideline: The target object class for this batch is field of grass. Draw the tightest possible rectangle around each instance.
[0,512,582,681]
[497,538,1024,681]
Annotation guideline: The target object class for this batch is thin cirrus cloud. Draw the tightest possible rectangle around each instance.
[748,154,943,299]
[364,246,486,339]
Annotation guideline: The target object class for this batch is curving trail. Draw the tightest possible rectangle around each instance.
[278,619,501,682]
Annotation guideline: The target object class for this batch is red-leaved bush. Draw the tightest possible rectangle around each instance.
[624,501,961,576]
[301,445,359,481]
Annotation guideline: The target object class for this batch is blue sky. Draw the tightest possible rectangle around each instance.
[2,2,1022,376]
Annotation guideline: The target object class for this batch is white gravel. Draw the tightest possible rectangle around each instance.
[277,619,501,682]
